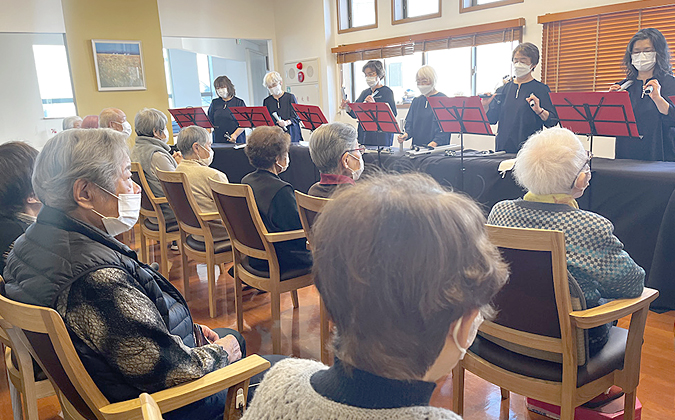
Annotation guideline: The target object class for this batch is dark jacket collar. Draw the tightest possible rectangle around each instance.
[319,173,355,186]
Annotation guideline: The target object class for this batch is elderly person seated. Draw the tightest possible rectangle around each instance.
[242,126,311,272]
[99,107,132,138]
[1,128,279,420]
[488,127,645,355]
[81,114,99,128]
[307,122,364,198]
[175,125,229,242]
[131,107,182,229]
[0,142,41,273]
[62,115,82,130]
[243,173,509,419]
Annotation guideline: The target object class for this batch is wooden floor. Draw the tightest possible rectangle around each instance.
[1,232,674,419]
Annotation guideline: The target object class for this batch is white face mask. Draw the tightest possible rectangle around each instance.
[197,144,214,166]
[451,312,484,360]
[92,185,141,237]
[346,152,364,180]
[216,88,228,99]
[275,156,289,173]
[121,121,132,138]
[269,85,283,96]
[513,62,533,78]
[632,52,657,72]
[366,76,379,88]
[159,128,169,143]
[418,84,434,96]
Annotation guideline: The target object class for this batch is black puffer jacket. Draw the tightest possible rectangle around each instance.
[2,206,215,402]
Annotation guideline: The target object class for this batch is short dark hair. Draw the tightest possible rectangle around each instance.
[312,173,509,380]
[0,142,39,218]
[213,75,236,98]
[245,126,291,169]
[362,60,385,79]
[622,28,672,79]
[512,42,540,67]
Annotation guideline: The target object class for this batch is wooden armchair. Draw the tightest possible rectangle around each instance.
[453,225,658,420]
[209,180,314,354]
[156,169,233,318]
[130,162,180,277]
[0,290,270,420]
[295,191,331,365]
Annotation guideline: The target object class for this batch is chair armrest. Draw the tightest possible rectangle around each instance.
[264,229,306,243]
[200,212,221,221]
[99,354,270,420]
[154,197,168,204]
[570,288,659,329]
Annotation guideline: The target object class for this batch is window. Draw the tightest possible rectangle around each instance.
[32,44,76,118]
[392,0,441,25]
[460,0,523,14]
[475,42,515,95]
[427,48,472,97]
[338,0,377,34]
[343,54,424,104]
[540,2,675,92]
[197,53,214,106]
[163,48,174,108]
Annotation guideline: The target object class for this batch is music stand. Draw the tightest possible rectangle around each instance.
[550,91,639,170]
[228,106,276,129]
[427,96,494,189]
[292,103,328,131]
[168,107,213,129]
[348,102,401,166]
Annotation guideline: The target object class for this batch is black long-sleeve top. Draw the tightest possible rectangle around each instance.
[404,92,451,147]
[347,86,397,147]
[263,92,302,142]
[614,74,675,161]
[208,96,247,144]
[487,79,559,153]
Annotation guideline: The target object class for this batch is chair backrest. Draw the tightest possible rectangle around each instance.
[0,289,108,420]
[155,169,205,236]
[139,393,162,420]
[480,225,580,365]
[295,191,330,244]
[131,162,155,215]
[208,180,271,261]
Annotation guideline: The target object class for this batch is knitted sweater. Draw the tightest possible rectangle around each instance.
[242,358,462,420]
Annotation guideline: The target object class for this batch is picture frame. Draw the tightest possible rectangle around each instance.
[92,39,146,91]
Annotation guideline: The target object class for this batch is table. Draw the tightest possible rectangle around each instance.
[212,144,675,311]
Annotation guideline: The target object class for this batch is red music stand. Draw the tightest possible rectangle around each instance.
[427,95,494,189]
[292,103,328,131]
[228,106,276,129]
[168,107,213,129]
[550,91,639,167]
[347,102,401,166]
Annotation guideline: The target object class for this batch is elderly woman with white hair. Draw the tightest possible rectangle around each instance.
[131,107,181,226]
[262,71,302,142]
[398,65,450,148]
[2,128,260,420]
[488,127,644,355]
[175,125,230,242]
[62,115,82,130]
[307,122,364,198]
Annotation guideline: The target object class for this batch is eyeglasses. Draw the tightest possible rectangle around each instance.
[570,150,593,189]
[346,145,366,155]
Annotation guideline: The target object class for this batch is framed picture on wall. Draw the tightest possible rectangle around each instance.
[92,40,146,91]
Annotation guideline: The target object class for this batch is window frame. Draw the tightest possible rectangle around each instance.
[460,0,523,14]
[392,0,442,26]
[337,0,378,34]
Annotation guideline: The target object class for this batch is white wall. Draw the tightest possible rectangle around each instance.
[0,0,65,33]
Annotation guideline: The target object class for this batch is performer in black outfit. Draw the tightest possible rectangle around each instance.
[207,75,247,144]
[482,42,559,154]
[263,71,302,143]
[398,65,450,148]
[610,28,675,161]
[342,60,397,147]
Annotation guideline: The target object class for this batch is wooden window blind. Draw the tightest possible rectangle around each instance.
[540,1,675,92]
[332,18,524,64]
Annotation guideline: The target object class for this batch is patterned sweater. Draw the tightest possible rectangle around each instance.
[488,200,645,349]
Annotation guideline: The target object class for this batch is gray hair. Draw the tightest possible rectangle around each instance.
[32,129,129,212]
[309,122,358,174]
[99,108,125,129]
[62,116,82,130]
[134,108,167,137]
[176,125,210,156]
[513,127,588,195]
[416,65,438,88]
[263,71,282,88]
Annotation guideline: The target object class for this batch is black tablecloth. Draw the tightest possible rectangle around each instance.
[213,144,675,311]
